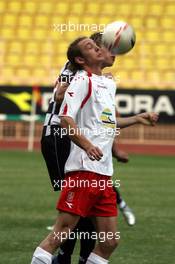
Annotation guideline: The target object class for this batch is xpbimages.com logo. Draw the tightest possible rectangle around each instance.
[53,178,121,191]
[53,21,106,34]
[53,230,120,243]
[53,127,120,138]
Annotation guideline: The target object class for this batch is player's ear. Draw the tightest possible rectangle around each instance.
[75,56,85,65]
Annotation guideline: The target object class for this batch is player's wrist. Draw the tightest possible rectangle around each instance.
[133,115,140,124]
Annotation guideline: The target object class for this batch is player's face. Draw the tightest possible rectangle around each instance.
[100,45,116,68]
[78,38,104,66]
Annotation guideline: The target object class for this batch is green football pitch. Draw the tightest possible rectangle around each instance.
[0,150,174,264]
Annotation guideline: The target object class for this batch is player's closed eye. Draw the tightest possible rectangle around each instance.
[86,43,93,49]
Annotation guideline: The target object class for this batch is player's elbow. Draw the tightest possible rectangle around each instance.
[60,116,74,129]
[60,116,67,128]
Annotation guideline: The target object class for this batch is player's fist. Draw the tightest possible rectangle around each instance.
[115,149,129,163]
[86,145,103,161]
[136,112,159,126]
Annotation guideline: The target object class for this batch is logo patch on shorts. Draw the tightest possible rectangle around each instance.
[67,191,75,203]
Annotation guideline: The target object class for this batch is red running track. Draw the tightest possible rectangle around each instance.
[0,140,175,156]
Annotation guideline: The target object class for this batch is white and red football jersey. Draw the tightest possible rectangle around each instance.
[59,70,117,176]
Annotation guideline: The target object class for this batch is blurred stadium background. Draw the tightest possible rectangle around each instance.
[0,0,175,154]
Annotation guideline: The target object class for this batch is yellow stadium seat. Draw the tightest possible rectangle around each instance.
[42,70,53,83]
[0,1,6,12]
[40,41,53,54]
[0,53,4,64]
[82,17,98,26]
[170,46,175,56]
[171,59,175,68]
[23,1,37,14]
[17,68,31,80]
[25,41,40,54]
[32,28,46,40]
[24,54,37,66]
[154,44,166,56]
[32,68,46,79]
[101,3,116,15]
[70,2,84,15]
[146,70,160,85]
[49,29,61,40]
[146,17,158,29]
[122,58,135,69]
[117,71,129,85]
[142,43,152,55]
[146,30,160,42]
[134,30,144,42]
[8,1,21,12]
[97,17,112,26]
[17,28,31,40]
[10,41,23,53]
[141,58,154,69]
[117,4,131,15]
[66,15,80,25]
[162,31,175,42]
[134,4,146,15]
[52,17,67,29]
[86,3,100,15]
[0,40,6,51]
[18,15,32,27]
[1,67,14,82]
[132,70,144,82]
[161,17,174,29]
[3,14,17,26]
[55,2,69,14]
[157,59,169,70]
[1,28,14,39]
[64,31,81,41]
[149,4,163,15]
[164,71,175,83]
[165,3,175,15]
[56,55,67,68]
[6,54,21,66]
[39,2,54,13]
[57,42,68,54]
[129,18,142,29]
[40,54,53,65]
[34,15,49,27]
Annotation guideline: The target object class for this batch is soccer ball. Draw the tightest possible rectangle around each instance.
[102,21,136,55]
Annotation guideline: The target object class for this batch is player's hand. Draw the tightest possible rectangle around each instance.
[86,145,103,161]
[136,112,159,126]
[115,149,129,163]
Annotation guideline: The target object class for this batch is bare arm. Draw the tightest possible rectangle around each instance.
[54,82,69,104]
[60,116,103,161]
[117,112,159,129]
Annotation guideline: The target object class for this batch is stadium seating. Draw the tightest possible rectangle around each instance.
[0,0,174,89]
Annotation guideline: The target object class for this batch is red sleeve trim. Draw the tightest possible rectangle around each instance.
[80,72,92,108]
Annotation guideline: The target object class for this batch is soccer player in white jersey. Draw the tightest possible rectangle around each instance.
[42,34,135,264]
[31,37,158,264]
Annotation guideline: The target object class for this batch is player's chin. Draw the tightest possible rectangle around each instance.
[104,60,114,67]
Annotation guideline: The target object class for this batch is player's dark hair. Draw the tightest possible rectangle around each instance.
[67,36,87,71]
[90,32,103,47]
